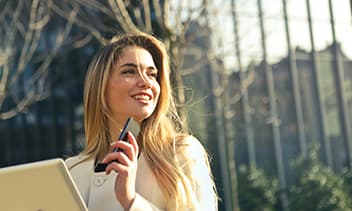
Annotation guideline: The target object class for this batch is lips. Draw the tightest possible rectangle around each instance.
[132,92,152,101]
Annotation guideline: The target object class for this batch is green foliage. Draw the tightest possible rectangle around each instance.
[237,144,352,211]
[341,168,352,198]
[238,165,278,211]
[289,144,352,211]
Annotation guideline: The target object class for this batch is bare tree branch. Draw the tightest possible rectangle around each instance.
[0,82,48,120]
[0,0,78,120]
[0,57,10,104]
[108,0,139,32]
[142,0,152,32]
[11,0,48,85]
[49,2,108,44]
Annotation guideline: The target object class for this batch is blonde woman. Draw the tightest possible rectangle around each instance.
[66,32,218,211]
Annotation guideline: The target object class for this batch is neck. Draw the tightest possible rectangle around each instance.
[108,119,125,142]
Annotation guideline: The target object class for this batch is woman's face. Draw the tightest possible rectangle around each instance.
[106,46,161,124]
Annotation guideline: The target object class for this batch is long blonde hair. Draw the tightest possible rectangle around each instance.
[83,32,216,210]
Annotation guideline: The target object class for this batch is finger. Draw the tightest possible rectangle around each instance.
[105,154,137,176]
[126,132,139,159]
[105,161,130,176]
[102,151,131,165]
[111,132,139,160]
[110,141,136,161]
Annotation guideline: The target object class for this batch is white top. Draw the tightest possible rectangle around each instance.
[65,137,217,211]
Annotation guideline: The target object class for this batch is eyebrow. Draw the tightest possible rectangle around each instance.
[118,62,157,70]
[119,63,138,68]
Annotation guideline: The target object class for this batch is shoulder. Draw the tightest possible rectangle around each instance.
[180,136,207,158]
[177,135,209,166]
[65,154,86,167]
[65,154,94,173]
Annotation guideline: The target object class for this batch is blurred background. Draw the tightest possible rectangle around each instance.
[1,0,352,210]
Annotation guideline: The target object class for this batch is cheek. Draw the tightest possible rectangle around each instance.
[106,83,122,108]
[153,82,161,100]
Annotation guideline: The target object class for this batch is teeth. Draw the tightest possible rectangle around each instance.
[134,95,150,100]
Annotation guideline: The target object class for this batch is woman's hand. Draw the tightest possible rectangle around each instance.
[102,132,139,210]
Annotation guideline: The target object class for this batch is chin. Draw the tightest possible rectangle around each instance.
[132,112,153,122]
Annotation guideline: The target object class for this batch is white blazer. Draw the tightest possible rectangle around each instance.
[65,137,217,211]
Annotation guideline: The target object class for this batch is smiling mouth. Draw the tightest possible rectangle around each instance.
[133,94,151,101]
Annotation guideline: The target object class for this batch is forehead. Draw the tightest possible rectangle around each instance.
[117,46,155,65]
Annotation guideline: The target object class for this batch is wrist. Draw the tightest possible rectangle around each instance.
[123,193,136,211]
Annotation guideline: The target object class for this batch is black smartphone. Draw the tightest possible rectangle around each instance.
[94,117,140,172]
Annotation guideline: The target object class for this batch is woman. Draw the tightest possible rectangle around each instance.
[66,32,218,211]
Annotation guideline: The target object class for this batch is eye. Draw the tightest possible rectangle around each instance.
[148,69,158,78]
[121,69,136,75]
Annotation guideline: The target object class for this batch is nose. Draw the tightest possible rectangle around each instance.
[137,73,152,88]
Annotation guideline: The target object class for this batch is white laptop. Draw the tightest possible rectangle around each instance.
[0,158,88,211]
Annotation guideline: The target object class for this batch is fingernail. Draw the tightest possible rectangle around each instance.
[102,158,107,163]
[110,141,116,146]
